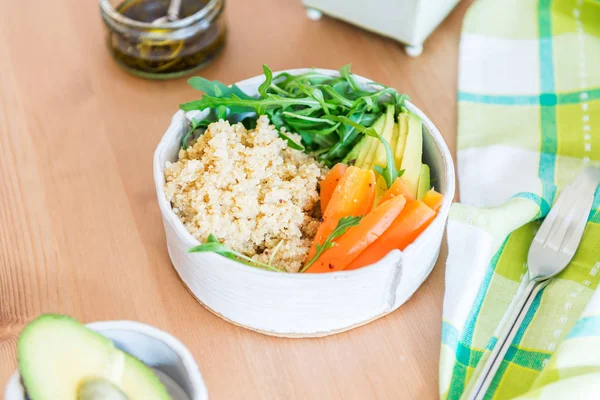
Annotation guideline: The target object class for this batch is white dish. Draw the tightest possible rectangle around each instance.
[153,68,455,337]
[5,320,207,400]
[302,0,461,57]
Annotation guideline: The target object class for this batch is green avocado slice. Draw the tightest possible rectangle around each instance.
[343,115,385,168]
[399,113,423,198]
[17,314,171,400]
[372,105,396,168]
[417,163,431,200]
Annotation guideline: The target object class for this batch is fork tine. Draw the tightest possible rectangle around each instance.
[544,182,582,248]
[534,184,569,243]
[544,168,598,253]
[562,193,595,256]
[546,193,590,253]
[537,169,591,244]
[544,189,578,250]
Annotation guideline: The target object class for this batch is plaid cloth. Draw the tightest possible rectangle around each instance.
[440,0,600,399]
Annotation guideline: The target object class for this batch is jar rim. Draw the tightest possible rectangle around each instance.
[99,0,222,29]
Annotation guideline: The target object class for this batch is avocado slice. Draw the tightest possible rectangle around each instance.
[399,113,423,198]
[353,115,385,168]
[373,175,389,206]
[18,315,171,400]
[394,113,409,169]
[372,105,396,168]
[390,120,400,161]
[416,163,431,200]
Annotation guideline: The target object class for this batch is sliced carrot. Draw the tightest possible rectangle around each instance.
[380,177,414,204]
[306,167,377,262]
[320,163,347,212]
[345,200,436,270]
[422,189,444,213]
[306,194,407,273]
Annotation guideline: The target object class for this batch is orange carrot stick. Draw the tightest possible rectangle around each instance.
[306,194,407,273]
[307,167,376,261]
[380,177,414,204]
[345,200,436,270]
[306,166,375,260]
[320,163,347,212]
[422,189,444,213]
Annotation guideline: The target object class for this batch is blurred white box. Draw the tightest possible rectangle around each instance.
[302,0,461,56]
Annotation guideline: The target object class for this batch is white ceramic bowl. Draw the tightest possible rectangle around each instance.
[154,69,455,337]
[5,320,207,400]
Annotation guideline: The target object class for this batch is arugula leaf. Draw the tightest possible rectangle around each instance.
[360,96,375,111]
[297,82,331,115]
[189,234,281,272]
[180,94,320,113]
[187,77,254,100]
[331,80,351,96]
[339,64,360,92]
[282,111,337,126]
[239,116,258,130]
[308,131,339,149]
[279,130,305,151]
[321,111,375,161]
[298,131,313,146]
[288,106,322,117]
[265,109,305,150]
[258,65,273,98]
[181,117,211,149]
[216,105,228,120]
[300,216,362,272]
[274,71,333,90]
[321,85,354,107]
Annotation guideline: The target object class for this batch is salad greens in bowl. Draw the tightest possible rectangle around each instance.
[180,65,407,170]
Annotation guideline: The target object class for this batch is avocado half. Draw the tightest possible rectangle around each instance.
[17,314,171,400]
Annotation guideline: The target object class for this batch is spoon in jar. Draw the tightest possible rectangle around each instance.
[152,0,182,24]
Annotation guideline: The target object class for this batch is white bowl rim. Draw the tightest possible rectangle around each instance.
[153,68,455,279]
[87,320,206,394]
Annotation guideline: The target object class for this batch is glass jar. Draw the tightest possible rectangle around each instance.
[100,0,226,79]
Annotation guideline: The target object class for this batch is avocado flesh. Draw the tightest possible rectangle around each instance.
[399,113,423,198]
[374,175,389,206]
[18,315,171,400]
[416,163,431,200]
[372,105,396,168]
[78,378,129,400]
[362,116,386,169]
[350,115,385,168]
[390,121,400,163]
[394,113,409,169]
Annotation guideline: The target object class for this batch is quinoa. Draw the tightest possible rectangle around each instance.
[164,115,326,272]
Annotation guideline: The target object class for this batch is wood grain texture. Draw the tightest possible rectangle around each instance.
[0,0,471,398]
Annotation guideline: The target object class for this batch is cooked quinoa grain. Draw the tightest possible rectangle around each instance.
[164,116,326,272]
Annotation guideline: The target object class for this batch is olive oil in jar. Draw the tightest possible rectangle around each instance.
[100,0,226,79]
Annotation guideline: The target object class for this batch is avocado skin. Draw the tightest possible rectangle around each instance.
[20,375,32,400]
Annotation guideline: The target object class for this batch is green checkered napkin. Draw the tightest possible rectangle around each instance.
[440,0,600,399]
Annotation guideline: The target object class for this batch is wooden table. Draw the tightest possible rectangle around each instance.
[0,0,470,398]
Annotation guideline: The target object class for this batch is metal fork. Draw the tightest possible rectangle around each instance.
[465,168,599,400]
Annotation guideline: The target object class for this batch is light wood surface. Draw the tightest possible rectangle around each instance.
[0,0,471,398]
